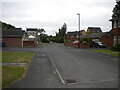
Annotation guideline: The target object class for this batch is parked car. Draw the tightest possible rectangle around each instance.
[93,42,106,48]
[0,42,6,47]
[73,40,80,44]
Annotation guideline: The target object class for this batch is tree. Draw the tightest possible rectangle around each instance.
[1,21,15,31]
[55,23,67,43]
[40,34,49,43]
[37,28,45,34]
[37,28,46,42]
[112,1,120,19]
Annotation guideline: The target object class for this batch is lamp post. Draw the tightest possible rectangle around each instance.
[77,13,80,48]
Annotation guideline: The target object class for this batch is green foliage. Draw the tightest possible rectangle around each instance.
[82,41,87,44]
[54,23,67,43]
[112,1,120,19]
[40,34,49,43]
[0,21,15,31]
[86,32,92,35]
[80,38,90,44]
[37,28,46,42]
[110,43,120,51]
[37,28,45,34]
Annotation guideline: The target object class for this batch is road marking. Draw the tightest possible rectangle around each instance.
[47,53,66,85]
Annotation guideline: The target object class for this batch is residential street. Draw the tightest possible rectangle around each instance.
[7,43,118,88]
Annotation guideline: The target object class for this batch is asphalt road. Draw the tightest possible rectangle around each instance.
[7,43,118,88]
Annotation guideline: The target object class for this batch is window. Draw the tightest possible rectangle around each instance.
[114,36,117,45]
[118,36,120,44]
[114,21,117,28]
[76,35,79,38]
[114,36,117,40]
[118,21,120,28]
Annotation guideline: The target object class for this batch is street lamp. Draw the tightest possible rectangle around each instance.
[77,13,80,48]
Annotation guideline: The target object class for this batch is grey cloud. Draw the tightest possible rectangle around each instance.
[1,0,116,35]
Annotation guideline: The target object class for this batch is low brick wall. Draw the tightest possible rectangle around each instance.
[65,43,90,48]
[80,44,90,48]
[23,41,37,47]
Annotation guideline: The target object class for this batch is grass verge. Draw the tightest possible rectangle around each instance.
[2,52,33,63]
[2,66,25,87]
[38,42,50,44]
[2,52,34,88]
[89,49,120,57]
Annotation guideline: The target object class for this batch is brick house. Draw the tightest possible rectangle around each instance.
[99,31,113,47]
[87,27,102,33]
[24,28,38,46]
[26,28,38,39]
[109,18,120,45]
[2,28,24,47]
[100,18,120,47]
[66,30,86,42]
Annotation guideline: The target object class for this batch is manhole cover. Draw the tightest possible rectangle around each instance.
[65,79,76,84]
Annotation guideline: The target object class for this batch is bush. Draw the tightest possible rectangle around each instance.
[82,41,87,44]
[41,37,49,43]
[80,38,90,43]
[110,43,120,51]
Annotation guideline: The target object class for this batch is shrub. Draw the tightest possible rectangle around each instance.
[110,43,120,51]
[41,37,49,43]
[80,38,90,43]
[82,41,87,44]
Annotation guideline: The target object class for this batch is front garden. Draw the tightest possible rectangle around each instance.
[89,49,120,57]
[2,52,34,88]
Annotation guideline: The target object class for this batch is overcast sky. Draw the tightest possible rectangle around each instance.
[1,0,117,35]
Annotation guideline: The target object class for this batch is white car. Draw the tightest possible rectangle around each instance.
[73,41,79,44]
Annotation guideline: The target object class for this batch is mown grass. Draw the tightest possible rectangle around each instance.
[102,52,120,57]
[89,49,120,57]
[38,42,50,44]
[0,66,2,88]
[2,66,25,87]
[2,52,33,63]
[2,52,34,88]
[89,49,113,52]
[0,52,2,63]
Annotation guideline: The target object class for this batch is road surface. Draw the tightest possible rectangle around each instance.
[7,43,118,88]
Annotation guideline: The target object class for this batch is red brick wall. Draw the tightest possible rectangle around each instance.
[3,37,22,47]
[80,44,90,48]
[66,34,77,41]
[100,35,113,47]
[23,41,37,47]
[112,28,120,36]
[65,43,90,48]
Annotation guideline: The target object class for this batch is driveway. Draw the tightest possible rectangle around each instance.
[5,43,118,88]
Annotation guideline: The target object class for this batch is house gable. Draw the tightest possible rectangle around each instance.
[87,27,102,33]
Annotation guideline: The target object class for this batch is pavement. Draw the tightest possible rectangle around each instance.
[3,43,119,88]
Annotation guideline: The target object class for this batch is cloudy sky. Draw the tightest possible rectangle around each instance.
[1,0,116,35]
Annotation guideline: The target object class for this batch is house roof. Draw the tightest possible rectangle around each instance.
[26,28,38,31]
[81,32,109,38]
[67,31,83,36]
[2,28,24,38]
[87,27,102,33]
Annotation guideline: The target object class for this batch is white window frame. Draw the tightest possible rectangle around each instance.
[114,21,117,28]
[118,21,120,28]
[118,36,120,44]
[114,36,117,45]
